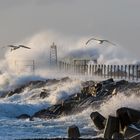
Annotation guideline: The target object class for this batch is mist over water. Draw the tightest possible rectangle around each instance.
[0,30,138,89]
[1,31,138,74]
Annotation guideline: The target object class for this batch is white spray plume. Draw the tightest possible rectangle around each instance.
[99,93,140,117]
[0,30,138,90]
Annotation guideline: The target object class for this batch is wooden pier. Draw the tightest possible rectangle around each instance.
[58,61,140,81]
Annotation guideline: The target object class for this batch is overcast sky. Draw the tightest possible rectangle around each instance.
[0,0,140,58]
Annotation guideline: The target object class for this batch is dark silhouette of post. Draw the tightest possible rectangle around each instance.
[110,65,113,78]
[92,65,94,76]
[128,65,131,80]
[125,65,127,80]
[101,64,103,77]
[117,65,120,79]
[136,65,139,81]
[107,65,109,78]
[114,65,116,79]
[104,65,106,78]
[120,65,124,79]
[132,65,135,80]
[95,65,97,76]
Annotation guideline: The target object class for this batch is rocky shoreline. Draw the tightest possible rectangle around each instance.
[1,77,140,139]
[16,78,140,120]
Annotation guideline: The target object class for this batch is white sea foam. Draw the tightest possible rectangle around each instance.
[99,93,140,118]
[0,78,81,118]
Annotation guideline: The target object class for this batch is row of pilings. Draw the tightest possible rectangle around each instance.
[58,61,140,81]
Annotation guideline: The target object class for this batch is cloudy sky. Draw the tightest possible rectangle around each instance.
[0,0,140,58]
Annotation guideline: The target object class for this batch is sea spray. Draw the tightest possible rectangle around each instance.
[0,30,138,78]
[99,93,140,118]
[0,78,81,118]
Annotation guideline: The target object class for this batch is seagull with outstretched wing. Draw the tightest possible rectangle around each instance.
[18,45,31,49]
[86,38,116,46]
[7,45,20,51]
[3,45,31,51]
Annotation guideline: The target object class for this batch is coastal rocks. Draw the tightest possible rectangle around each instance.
[40,89,50,99]
[7,80,48,97]
[32,101,76,119]
[68,125,80,138]
[104,116,120,139]
[4,77,71,98]
[31,78,140,120]
[100,78,114,85]
[32,107,60,119]
[16,114,31,119]
[7,86,25,97]
[124,125,140,139]
[81,78,115,97]
[117,107,140,130]
[90,112,106,130]
[90,107,140,140]
[15,77,140,132]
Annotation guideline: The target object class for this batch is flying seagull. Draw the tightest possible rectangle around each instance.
[18,45,31,49]
[85,38,116,46]
[6,45,31,51]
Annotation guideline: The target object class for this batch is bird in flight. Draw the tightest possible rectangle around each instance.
[5,45,31,51]
[85,38,116,46]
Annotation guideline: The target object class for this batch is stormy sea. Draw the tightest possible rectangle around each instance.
[0,75,140,140]
[0,32,140,139]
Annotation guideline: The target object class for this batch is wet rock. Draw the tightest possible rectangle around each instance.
[7,80,47,97]
[115,80,128,86]
[101,78,114,85]
[28,79,140,121]
[5,78,71,98]
[60,77,71,82]
[112,132,124,140]
[40,89,50,99]
[32,100,78,119]
[32,104,63,119]
[46,79,60,86]
[124,125,140,139]
[17,114,31,119]
[117,107,140,130]
[7,86,25,97]
[129,134,140,140]
[90,112,106,130]
[68,125,80,138]
[81,80,95,87]
[104,116,120,139]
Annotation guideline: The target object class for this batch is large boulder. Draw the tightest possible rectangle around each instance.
[68,125,80,138]
[90,112,106,130]
[124,125,140,139]
[101,78,114,85]
[117,107,140,130]
[104,116,120,139]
